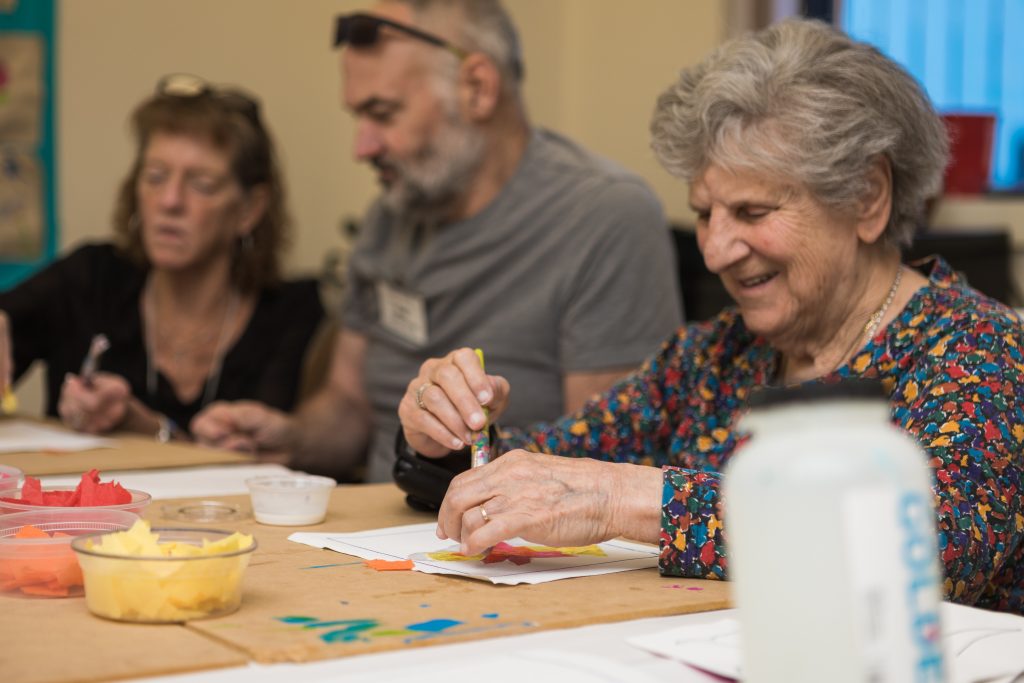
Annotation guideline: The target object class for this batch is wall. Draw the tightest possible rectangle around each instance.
[57,0,723,271]
[553,0,724,219]
[11,0,725,414]
[931,196,1024,298]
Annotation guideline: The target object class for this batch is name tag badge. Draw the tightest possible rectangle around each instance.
[377,281,428,347]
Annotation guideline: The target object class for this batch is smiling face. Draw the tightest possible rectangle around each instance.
[340,5,484,216]
[690,164,869,348]
[136,132,253,274]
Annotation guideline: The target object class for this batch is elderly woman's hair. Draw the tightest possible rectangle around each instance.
[650,19,949,247]
[112,84,289,292]
[401,0,524,92]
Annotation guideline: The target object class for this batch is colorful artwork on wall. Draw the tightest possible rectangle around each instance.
[0,0,55,288]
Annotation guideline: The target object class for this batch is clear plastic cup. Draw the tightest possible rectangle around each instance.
[246,474,336,526]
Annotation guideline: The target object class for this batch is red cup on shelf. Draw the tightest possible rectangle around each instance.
[942,113,996,195]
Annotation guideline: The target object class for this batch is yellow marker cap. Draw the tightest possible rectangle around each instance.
[474,348,485,371]
[1,388,18,415]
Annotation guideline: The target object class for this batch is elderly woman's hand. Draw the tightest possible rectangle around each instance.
[436,450,664,556]
[398,347,511,458]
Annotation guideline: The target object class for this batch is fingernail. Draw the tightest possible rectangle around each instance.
[436,526,447,539]
[460,543,469,555]
[451,438,464,449]
[463,432,473,444]
[470,411,484,428]
[477,390,491,404]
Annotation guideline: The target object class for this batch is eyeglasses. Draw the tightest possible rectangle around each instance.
[333,12,468,60]
[155,73,263,128]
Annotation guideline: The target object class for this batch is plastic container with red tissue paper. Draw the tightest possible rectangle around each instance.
[0,508,139,597]
[0,469,150,515]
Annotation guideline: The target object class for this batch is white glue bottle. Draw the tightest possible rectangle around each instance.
[723,379,946,683]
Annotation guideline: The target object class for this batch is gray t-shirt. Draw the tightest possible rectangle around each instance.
[343,128,682,481]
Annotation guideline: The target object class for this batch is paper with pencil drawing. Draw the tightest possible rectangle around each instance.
[626,602,1024,683]
[289,522,659,585]
[0,420,115,454]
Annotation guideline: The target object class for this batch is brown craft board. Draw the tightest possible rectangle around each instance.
[0,593,247,683]
[1,421,253,476]
[165,486,732,664]
[0,484,730,683]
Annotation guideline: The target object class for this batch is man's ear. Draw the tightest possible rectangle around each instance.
[855,156,893,245]
[458,53,501,121]
[237,184,270,237]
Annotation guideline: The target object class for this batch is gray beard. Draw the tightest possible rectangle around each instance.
[380,118,486,222]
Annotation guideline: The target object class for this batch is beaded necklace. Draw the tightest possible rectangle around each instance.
[777,265,904,382]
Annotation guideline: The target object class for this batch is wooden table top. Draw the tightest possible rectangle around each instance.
[1,484,731,683]
[1,419,252,477]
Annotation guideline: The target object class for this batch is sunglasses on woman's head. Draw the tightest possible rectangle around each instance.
[332,12,467,60]
[156,73,263,128]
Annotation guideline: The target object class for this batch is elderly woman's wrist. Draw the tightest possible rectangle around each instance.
[609,463,664,544]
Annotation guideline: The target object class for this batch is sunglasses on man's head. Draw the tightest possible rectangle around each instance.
[156,73,263,128]
[333,12,467,60]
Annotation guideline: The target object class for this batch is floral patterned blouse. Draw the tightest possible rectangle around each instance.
[498,258,1024,614]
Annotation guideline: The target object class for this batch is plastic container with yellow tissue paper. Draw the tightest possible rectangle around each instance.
[71,525,256,623]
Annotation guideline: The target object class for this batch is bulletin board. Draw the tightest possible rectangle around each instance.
[0,0,55,290]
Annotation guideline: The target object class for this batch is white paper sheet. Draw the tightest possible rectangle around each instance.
[304,648,662,683]
[628,617,742,679]
[626,603,1024,683]
[39,463,294,500]
[0,419,115,453]
[290,522,659,585]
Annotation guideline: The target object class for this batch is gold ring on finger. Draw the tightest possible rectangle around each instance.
[415,382,435,410]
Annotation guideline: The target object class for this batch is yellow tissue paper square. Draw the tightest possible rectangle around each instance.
[79,519,254,622]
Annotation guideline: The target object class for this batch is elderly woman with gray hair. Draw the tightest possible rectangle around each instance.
[397,19,1024,613]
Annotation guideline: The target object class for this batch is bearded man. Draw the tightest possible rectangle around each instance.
[192,0,681,482]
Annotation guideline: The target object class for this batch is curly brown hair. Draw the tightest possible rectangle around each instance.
[112,81,290,292]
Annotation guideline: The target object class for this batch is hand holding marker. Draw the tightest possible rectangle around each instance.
[470,348,491,468]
